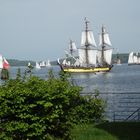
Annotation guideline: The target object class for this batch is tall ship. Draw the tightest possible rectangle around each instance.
[128,52,140,65]
[57,19,113,73]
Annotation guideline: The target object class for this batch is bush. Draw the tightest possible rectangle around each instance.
[0,70,104,140]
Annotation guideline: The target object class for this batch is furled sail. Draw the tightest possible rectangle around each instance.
[99,26,112,46]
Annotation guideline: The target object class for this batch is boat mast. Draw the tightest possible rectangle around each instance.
[69,40,73,55]
[85,18,89,65]
[101,25,106,65]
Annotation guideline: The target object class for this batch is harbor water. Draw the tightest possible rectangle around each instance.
[5,64,140,121]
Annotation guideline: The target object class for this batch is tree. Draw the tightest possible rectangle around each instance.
[0,70,104,140]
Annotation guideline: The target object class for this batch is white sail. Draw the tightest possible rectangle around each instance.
[103,49,113,65]
[133,55,138,63]
[78,48,97,65]
[78,49,86,65]
[62,59,67,65]
[40,61,46,67]
[69,41,77,51]
[36,62,41,69]
[88,49,97,65]
[74,58,80,66]
[99,26,112,46]
[0,55,3,69]
[81,31,97,47]
[128,52,134,64]
[97,50,102,64]
[46,60,51,67]
[138,57,140,64]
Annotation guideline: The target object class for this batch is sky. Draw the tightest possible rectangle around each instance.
[0,0,140,61]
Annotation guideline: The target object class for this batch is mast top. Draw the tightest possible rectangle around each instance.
[102,25,106,34]
[84,17,89,31]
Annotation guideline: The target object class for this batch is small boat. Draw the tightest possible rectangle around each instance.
[46,60,51,67]
[128,52,140,65]
[35,62,41,69]
[57,18,113,73]
[39,60,51,68]
[0,54,10,79]
[114,52,121,65]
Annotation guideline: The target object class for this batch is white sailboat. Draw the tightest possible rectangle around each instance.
[39,60,51,68]
[35,62,41,69]
[46,60,51,67]
[57,18,113,73]
[128,52,140,65]
[39,61,46,67]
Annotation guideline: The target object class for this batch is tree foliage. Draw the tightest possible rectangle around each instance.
[0,70,104,140]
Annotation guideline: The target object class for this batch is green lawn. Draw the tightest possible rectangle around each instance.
[71,122,140,140]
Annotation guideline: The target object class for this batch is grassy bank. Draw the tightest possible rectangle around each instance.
[71,122,140,140]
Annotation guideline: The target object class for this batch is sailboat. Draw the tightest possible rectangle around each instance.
[35,62,41,69]
[57,19,113,73]
[46,60,51,67]
[0,54,10,70]
[0,54,10,79]
[128,52,140,65]
[114,51,121,65]
[39,60,51,68]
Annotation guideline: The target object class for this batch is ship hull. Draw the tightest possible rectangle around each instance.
[58,64,113,73]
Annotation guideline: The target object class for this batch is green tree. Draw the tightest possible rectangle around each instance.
[0,71,104,140]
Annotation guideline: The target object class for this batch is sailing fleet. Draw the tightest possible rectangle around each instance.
[35,60,51,69]
[1,18,140,78]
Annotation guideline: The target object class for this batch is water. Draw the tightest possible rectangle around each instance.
[5,64,140,121]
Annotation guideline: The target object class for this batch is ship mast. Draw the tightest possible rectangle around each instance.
[85,18,89,65]
[101,25,106,65]
[69,40,73,55]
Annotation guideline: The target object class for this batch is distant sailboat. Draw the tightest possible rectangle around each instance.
[39,60,51,68]
[128,52,140,65]
[40,61,46,67]
[0,55,10,70]
[114,51,121,65]
[57,18,113,73]
[35,62,41,69]
[46,60,51,67]
[0,54,10,79]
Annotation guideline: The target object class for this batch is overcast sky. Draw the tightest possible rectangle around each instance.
[0,0,140,61]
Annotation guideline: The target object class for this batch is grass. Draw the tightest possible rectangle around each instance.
[71,122,140,140]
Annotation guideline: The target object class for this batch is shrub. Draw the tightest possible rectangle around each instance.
[0,70,104,139]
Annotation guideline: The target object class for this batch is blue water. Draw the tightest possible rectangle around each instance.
[5,64,140,121]
[71,64,140,93]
